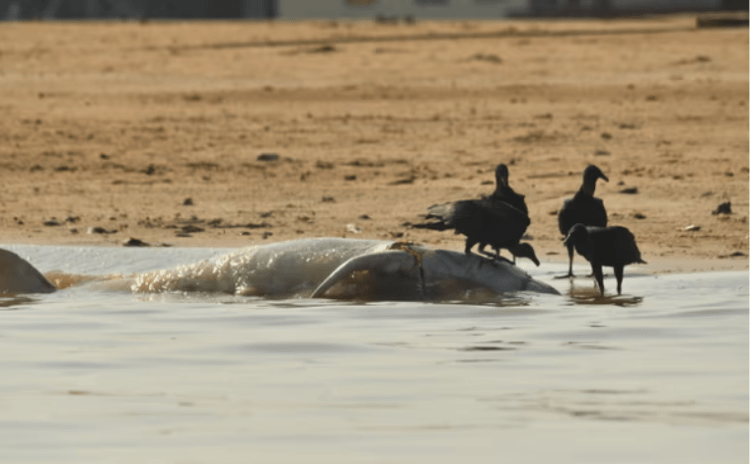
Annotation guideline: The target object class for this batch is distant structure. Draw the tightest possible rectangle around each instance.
[277,0,524,20]
[512,0,747,17]
[1,0,745,20]
[0,0,276,19]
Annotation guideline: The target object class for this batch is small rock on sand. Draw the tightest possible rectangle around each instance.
[257,153,279,162]
[123,237,149,247]
[712,201,732,215]
[88,226,114,234]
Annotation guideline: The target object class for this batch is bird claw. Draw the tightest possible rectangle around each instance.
[486,253,514,266]
[554,272,575,280]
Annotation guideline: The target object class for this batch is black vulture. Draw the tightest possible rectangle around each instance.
[483,163,530,263]
[558,165,609,277]
[486,163,528,216]
[563,224,646,295]
[411,198,539,266]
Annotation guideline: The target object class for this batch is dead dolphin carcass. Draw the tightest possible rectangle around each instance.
[131,238,559,301]
[0,238,559,301]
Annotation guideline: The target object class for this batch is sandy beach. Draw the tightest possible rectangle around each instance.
[0,15,747,274]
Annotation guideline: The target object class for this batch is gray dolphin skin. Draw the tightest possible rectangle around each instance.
[0,238,559,300]
[0,249,56,294]
[311,240,557,299]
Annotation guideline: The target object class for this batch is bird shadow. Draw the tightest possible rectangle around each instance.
[566,286,644,307]
[553,273,595,280]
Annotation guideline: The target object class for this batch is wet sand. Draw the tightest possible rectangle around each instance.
[0,15,747,274]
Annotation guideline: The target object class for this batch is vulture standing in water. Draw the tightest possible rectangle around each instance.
[410,198,540,266]
[558,165,609,277]
[486,163,528,216]
[564,224,646,295]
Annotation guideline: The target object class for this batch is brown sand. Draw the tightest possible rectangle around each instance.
[0,16,747,274]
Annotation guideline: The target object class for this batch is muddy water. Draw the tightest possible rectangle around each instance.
[0,245,746,463]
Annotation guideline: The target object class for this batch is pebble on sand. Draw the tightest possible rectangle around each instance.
[123,237,149,247]
[88,226,115,234]
[257,153,280,162]
[712,201,732,215]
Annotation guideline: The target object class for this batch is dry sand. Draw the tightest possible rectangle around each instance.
[0,15,747,274]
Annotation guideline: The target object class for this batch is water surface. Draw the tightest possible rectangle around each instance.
[0,245,746,463]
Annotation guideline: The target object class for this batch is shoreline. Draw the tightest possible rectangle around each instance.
[1,235,746,276]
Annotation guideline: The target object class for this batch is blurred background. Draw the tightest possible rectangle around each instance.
[0,0,747,21]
